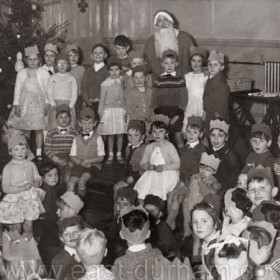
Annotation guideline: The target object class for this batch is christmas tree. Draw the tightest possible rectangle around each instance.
[0,0,69,119]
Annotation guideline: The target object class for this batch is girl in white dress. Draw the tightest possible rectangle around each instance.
[134,115,180,204]
[182,47,208,133]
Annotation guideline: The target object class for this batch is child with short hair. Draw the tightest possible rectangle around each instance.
[44,104,79,183]
[0,135,45,237]
[245,123,275,169]
[76,228,114,280]
[113,34,132,72]
[68,107,105,194]
[113,120,147,206]
[56,191,85,221]
[47,53,78,130]
[208,119,241,195]
[203,50,230,135]
[125,65,153,132]
[144,194,181,261]
[182,46,208,131]
[52,216,85,280]
[134,115,180,204]
[247,165,278,211]
[10,45,50,160]
[122,50,153,92]
[97,57,126,164]
[66,43,85,112]
[41,43,58,75]
[81,44,109,113]
[153,49,188,148]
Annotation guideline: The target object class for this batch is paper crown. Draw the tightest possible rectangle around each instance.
[208,50,224,64]
[8,135,27,150]
[56,104,70,117]
[200,152,220,170]
[151,114,170,126]
[247,165,274,186]
[65,43,78,53]
[188,115,204,131]
[24,45,39,57]
[44,43,58,54]
[209,119,229,134]
[154,11,173,26]
[120,206,150,244]
[60,191,84,213]
[162,49,178,59]
[251,123,272,140]
[128,50,143,62]
[190,46,206,59]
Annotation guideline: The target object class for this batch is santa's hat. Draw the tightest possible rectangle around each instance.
[209,119,229,134]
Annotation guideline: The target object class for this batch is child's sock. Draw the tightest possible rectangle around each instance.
[109,152,114,157]
[116,152,122,157]
[36,148,42,156]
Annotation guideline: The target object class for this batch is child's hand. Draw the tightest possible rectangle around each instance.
[14,105,21,117]
[147,164,156,171]
[33,178,42,188]
[126,176,134,184]
[23,182,32,190]
[58,159,67,167]
[155,165,164,173]
[81,159,91,168]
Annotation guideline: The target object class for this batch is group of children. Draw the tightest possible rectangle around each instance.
[0,31,280,280]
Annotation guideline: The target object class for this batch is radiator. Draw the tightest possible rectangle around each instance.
[265,62,280,92]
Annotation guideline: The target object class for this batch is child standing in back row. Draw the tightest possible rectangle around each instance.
[97,57,126,164]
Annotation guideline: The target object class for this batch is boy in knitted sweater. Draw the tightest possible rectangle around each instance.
[67,108,105,195]
[153,49,188,148]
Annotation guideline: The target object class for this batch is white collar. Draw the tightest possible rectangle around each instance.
[94,62,105,71]
[82,130,94,138]
[161,71,176,77]
[128,141,144,149]
[64,245,77,256]
[128,243,147,252]
[187,140,199,148]
[126,69,132,76]
[58,126,69,133]
[213,143,225,151]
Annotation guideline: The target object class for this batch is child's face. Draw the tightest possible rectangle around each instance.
[208,60,224,77]
[161,57,178,74]
[79,118,96,133]
[133,72,146,89]
[127,128,144,147]
[114,45,129,58]
[144,204,161,220]
[68,50,79,66]
[57,202,74,220]
[60,225,81,248]
[250,137,270,154]
[191,55,203,73]
[237,173,248,190]
[26,54,39,69]
[43,168,59,187]
[57,112,71,128]
[116,196,132,216]
[57,59,69,73]
[10,144,27,161]
[248,179,277,207]
[210,129,228,149]
[152,127,167,143]
[92,46,107,64]
[192,209,216,242]
[44,51,56,66]
[186,126,202,143]
[131,58,144,68]
[109,65,121,79]
[199,164,215,180]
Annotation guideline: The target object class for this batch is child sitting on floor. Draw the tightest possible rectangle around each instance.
[76,228,114,280]
[68,107,105,195]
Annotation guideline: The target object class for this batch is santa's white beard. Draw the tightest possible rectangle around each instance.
[154,26,179,58]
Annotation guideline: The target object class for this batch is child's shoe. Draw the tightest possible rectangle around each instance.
[105,155,114,165]
[116,154,124,164]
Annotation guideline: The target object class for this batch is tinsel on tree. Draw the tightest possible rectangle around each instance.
[0,0,69,119]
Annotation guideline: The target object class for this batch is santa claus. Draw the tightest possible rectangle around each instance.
[144,10,195,77]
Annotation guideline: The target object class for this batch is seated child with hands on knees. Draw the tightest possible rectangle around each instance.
[76,228,114,280]
[68,107,105,194]
[0,135,45,238]
[113,120,147,207]
[134,114,180,205]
